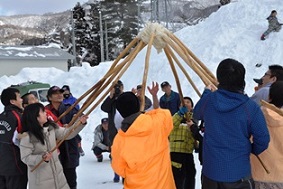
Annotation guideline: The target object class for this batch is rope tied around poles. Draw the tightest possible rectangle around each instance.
[137,22,169,53]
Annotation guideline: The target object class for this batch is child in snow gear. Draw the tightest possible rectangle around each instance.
[261,10,282,40]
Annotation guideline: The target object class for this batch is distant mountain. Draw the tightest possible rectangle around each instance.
[0,0,221,46]
[0,11,71,45]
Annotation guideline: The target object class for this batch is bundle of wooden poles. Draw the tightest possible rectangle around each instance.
[31,22,280,173]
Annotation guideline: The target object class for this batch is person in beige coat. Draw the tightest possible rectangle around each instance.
[19,103,88,189]
[251,81,283,189]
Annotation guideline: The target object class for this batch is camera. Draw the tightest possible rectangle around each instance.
[114,84,121,96]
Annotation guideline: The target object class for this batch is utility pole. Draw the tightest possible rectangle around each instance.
[99,11,104,62]
[165,0,168,28]
[105,22,109,61]
[71,10,77,66]
[151,0,159,23]
[138,0,141,32]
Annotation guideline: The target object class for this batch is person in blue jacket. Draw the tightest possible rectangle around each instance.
[159,81,181,115]
[62,85,80,110]
[193,58,270,189]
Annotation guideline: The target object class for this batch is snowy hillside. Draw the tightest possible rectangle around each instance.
[0,0,221,45]
[0,0,283,188]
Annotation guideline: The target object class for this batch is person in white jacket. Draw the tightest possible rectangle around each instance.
[19,103,88,189]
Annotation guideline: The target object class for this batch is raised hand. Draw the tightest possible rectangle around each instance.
[147,81,159,96]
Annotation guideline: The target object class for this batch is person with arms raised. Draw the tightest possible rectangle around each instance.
[194,58,270,189]
[111,82,176,189]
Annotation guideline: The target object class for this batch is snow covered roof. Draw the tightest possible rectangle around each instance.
[0,45,74,60]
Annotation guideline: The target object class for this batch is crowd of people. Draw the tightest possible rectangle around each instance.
[0,84,88,189]
[0,58,283,189]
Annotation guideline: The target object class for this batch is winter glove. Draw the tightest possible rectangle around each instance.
[177,106,188,116]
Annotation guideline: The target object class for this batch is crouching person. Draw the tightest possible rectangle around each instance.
[91,118,110,162]
[111,82,176,189]
[19,103,88,189]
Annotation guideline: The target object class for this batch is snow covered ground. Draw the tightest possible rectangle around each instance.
[1,0,283,188]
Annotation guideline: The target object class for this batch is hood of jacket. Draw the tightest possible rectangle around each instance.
[211,89,250,112]
[119,112,156,137]
[262,106,283,128]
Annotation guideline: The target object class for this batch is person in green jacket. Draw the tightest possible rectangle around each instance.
[169,96,196,189]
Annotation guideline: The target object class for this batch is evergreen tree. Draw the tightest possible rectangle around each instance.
[70,2,102,66]
[69,0,141,66]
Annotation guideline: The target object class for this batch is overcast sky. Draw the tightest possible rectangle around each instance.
[0,0,88,16]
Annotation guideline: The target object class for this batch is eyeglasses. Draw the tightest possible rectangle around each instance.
[263,73,272,77]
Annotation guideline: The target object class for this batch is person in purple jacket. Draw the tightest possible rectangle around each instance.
[194,58,270,189]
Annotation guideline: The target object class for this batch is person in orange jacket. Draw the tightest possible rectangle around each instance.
[111,82,176,189]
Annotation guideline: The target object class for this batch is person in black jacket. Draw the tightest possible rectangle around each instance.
[0,87,28,189]
[45,86,80,189]
[101,80,124,183]
[101,80,124,144]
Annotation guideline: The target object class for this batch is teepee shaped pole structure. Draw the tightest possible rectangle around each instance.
[33,22,269,175]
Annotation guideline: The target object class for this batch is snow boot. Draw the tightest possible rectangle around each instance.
[79,146,85,156]
[96,154,103,162]
[261,34,266,40]
[113,173,120,183]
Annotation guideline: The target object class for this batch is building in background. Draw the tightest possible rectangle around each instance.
[0,46,74,76]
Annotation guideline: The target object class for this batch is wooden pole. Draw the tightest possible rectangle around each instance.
[164,46,185,105]
[55,80,103,123]
[108,37,139,73]
[141,33,155,111]
[164,46,201,97]
[166,31,217,85]
[31,119,85,172]
[256,155,270,174]
[32,40,146,173]
[163,35,217,90]
[84,46,146,116]
[163,36,210,85]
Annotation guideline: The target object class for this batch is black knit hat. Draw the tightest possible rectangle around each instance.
[116,92,140,118]
[62,85,70,92]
